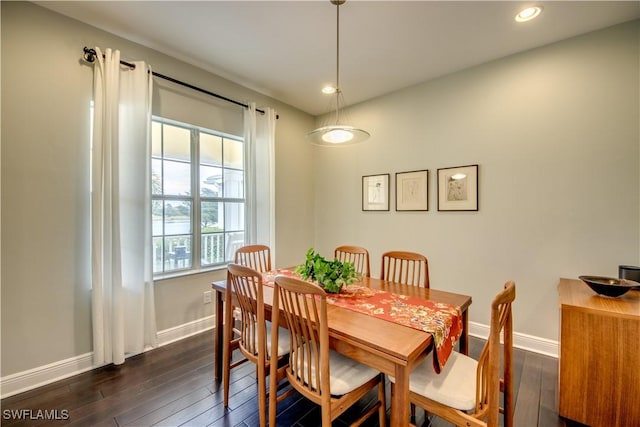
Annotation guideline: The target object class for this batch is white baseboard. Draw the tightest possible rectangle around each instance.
[469,321,558,358]
[0,352,96,400]
[0,316,216,399]
[156,315,215,346]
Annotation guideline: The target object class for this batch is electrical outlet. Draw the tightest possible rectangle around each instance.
[203,290,212,304]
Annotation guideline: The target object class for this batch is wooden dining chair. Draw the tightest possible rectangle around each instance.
[389,281,516,427]
[268,275,386,427]
[380,250,429,287]
[228,245,273,373]
[224,264,293,427]
[334,245,371,277]
[381,250,429,421]
[234,244,272,273]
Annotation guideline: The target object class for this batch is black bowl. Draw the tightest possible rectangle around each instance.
[578,275,639,297]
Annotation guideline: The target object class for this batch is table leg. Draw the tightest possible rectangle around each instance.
[222,287,235,407]
[213,289,224,381]
[459,308,469,355]
[391,364,410,426]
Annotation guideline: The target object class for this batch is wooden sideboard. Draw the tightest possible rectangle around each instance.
[557,278,640,427]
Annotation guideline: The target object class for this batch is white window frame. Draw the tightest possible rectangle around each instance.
[152,116,245,278]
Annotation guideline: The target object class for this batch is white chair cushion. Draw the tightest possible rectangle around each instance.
[389,351,477,411]
[291,345,380,396]
[265,322,290,358]
[328,350,380,395]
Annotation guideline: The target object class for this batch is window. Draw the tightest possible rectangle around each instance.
[152,117,245,276]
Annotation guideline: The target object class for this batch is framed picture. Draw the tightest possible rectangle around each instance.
[437,164,479,211]
[362,174,390,211]
[396,170,429,211]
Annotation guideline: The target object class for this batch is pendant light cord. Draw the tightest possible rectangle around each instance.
[335,1,341,123]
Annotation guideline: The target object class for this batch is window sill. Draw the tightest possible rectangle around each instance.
[153,264,228,282]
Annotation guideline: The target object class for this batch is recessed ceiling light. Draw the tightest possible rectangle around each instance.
[322,85,336,94]
[515,6,543,23]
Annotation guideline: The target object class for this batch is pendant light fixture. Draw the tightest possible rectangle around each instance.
[306,0,370,146]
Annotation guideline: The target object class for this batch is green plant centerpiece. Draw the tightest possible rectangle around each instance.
[294,248,359,293]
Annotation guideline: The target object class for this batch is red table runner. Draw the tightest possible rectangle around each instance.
[262,269,462,373]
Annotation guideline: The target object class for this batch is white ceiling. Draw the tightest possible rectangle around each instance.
[36,1,640,116]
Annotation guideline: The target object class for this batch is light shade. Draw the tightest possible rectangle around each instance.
[306,125,370,146]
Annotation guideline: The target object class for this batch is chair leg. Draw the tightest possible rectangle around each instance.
[257,363,267,427]
[378,374,387,427]
[321,404,332,427]
[268,369,278,426]
[222,339,231,408]
[222,342,231,407]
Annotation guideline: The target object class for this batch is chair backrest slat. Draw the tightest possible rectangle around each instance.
[235,244,272,273]
[334,245,371,278]
[273,275,329,398]
[380,251,429,287]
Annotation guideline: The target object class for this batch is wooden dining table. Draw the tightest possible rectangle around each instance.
[212,272,472,426]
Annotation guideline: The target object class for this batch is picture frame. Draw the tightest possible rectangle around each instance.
[396,170,429,211]
[362,174,390,211]
[437,164,479,211]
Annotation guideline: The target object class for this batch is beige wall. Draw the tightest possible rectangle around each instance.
[312,20,640,341]
[1,1,315,376]
[1,0,638,381]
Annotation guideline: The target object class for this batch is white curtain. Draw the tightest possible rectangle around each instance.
[91,47,157,366]
[244,103,277,259]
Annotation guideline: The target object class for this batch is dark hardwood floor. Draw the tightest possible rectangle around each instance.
[1,331,582,427]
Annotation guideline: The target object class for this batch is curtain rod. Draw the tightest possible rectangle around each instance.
[82,47,276,118]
